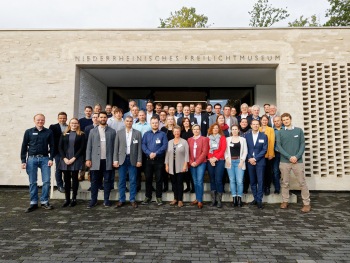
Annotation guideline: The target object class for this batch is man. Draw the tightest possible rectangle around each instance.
[209,103,222,127]
[268,105,278,128]
[86,111,116,208]
[21,114,54,213]
[246,119,268,209]
[277,113,311,213]
[175,103,184,118]
[177,105,196,126]
[113,116,142,208]
[190,103,209,136]
[163,105,169,115]
[94,104,102,115]
[133,111,152,192]
[223,105,238,128]
[272,116,283,194]
[141,116,168,205]
[189,103,195,114]
[155,103,163,115]
[264,104,270,116]
[131,105,139,123]
[247,105,261,126]
[158,110,167,130]
[146,101,159,123]
[79,106,93,132]
[248,106,252,115]
[107,107,125,132]
[105,104,113,118]
[168,106,178,122]
[206,104,214,116]
[237,103,250,123]
[123,100,136,119]
[49,112,68,193]
[231,107,237,117]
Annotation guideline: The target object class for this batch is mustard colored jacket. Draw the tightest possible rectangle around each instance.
[259,126,275,158]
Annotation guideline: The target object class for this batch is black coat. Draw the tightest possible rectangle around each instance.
[189,113,209,137]
[58,132,86,160]
[49,123,63,156]
[84,124,96,144]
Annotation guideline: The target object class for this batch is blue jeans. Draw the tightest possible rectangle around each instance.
[272,152,281,191]
[226,159,245,197]
[248,163,265,203]
[118,157,137,202]
[207,159,225,193]
[90,160,112,202]
[26,156,51,204]
[190,162,206,202]
[54,154,64,188]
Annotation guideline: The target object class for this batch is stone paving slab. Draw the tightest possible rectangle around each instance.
[0,187,350,263]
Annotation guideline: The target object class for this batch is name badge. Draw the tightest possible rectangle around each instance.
[156,139,161,144]
[230,143,234,147]
[101,138,106,142]
[203,121,206,124]
[33,133,38,135]
[133,140,138,144]
[66,133,70,135]
[212,143,218,147]
[191,122,195,125]
[294,135,298,137]
[259,139,264,143]
[194,144,197,149]
[178,144,183,148]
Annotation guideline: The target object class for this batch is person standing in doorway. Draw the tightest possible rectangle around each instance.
[189,103,195,114]
[206,104,214,116]
[59,118,85,207]
[105,104,113,118]
[278,113,311,213]
[175,103,184,118]
[86,111,116,208]
[49,112,68,193]
[141,116,168,205]
[21,114,54,213]
[113,116,142,208]
[245,119,268,209]
[123,100,136,119]
[236,103,250,123]
[79,106,93,135]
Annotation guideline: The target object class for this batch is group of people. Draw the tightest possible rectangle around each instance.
[20,100,311,213]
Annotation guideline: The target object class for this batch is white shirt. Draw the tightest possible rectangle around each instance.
[269,114,277,128]
[252,131,259,146]
[225,116,231,128]
[126,128,133,155]
[285,125,295,130]
[241,113,249,119]
[146,112,153,124]
[193,135,201,159]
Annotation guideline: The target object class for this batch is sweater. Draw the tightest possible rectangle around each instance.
[277,127,305,163]
[207,136,227,160]
[79,117,93,132]
[259,126,275,158]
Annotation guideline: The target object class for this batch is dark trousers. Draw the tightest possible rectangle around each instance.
[264,158,273,190]
[248,163,265,203]
[207,160,225,193]
[163,171,170,189]
[271,152,281,191]
[185,170,194,191]
[243,165,250,193]
[137,152,147,189]
[90,160,112,202]
[145,157,164,199]
[222,169,229,191]
[63,170,79,200]
[170,172,185,201]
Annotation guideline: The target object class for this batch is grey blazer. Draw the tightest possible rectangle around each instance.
[113,128,142,166]
[209,113,218,127]
[86,126,116,171]
[165,138,189,175]
[226,116,238,128]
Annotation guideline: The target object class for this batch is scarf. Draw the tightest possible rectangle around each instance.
[240,125,250,133]
[209,134,221,153]
[220,124,229,131]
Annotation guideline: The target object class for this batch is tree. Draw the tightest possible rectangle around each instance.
[324,0,350,26]
[288,14,321,27]
[159,7,210,28]
[249,0,290,27]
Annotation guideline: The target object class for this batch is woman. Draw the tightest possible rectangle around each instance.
[259,115,275,196]
[180,118,194,193]
[216,114,230,137]
[165,126,189,207]
[207,123,227,208]
[58,118,85,207]
[225,125,248,207]
[188,124,208,209]
[239,118,252,138]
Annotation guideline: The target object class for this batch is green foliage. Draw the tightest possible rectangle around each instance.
[159,7,210,28]
[249,0,290,27]
[288,14,321,27]
[324,0,350,26]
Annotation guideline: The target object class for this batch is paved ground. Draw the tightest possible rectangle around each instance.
[0,187,350,263]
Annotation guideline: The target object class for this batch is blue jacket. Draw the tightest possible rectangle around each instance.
[141,130,168,158]
[245,131,268,166]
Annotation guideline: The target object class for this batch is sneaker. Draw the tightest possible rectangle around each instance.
[58,187,65,193]
[156,198,163,206]
[142,197,151,205]
[99,186,104,191]
[41,202,54,210]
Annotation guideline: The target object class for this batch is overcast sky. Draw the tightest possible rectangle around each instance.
[0,0,330,29]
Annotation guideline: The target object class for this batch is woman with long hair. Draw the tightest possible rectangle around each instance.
[58,118,85,207]
[180,117,194,193]
[216,114,230,137]
[207,123,227,208]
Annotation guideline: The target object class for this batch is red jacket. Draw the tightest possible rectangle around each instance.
[188,136,208,165]
[207,136,227,160]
